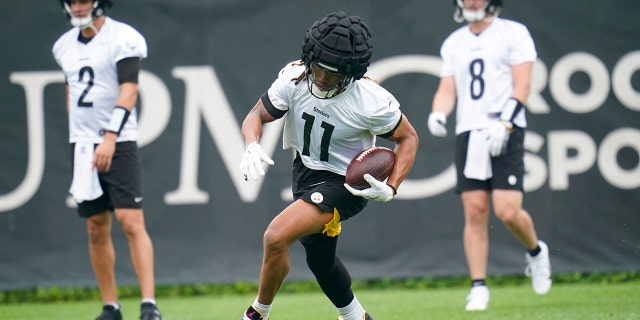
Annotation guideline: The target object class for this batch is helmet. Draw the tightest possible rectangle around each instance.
[453,0,502,23]
[301,11,373,98]
[59,0,113,29]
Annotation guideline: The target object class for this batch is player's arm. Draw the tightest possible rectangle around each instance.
[241,98,276,146]
[239,98,277,181]
[384,114,419,193]
[510,61,533,104]
[94,57,141,172]
[428,75,456,137]
[64,84,70,114]
[432,75,456,115]
[487,61,534,157]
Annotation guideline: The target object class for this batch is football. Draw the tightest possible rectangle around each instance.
[345,147,396,190]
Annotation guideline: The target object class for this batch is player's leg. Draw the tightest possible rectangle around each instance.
[113,208,155,297]
[297,170,370,320]
[72,141,123,319]
[492,190,537,248]
[461,190,491,280]
[107,142,161,319]
[86,210,118,304]
[461,190,491,311]
[242,200,334,320]
[78,194,122,319]
[491,127,551,295]
[301,234,371,320]
[455,132,491,311]
[113,208,161,319]
[489,127,536,248]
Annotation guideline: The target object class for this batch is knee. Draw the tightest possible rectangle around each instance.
[86,219,110,244]
[495,207,519,225]
[262,228,290,254]
[116,216,146,238]
[465,203,490,224]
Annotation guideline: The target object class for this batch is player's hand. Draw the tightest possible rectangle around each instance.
[240,142,274,181]
[344,174,394,202]
[428,112,447,137]
[487,121,512,157]
[93,133,117,172]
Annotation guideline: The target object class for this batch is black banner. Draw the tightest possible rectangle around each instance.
[0,0,638,290]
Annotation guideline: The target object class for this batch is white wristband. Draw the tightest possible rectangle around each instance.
[106,106,130,135]
[500,98,524,123]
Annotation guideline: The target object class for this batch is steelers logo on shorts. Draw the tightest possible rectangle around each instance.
[508,175,518,186]
[310,192,324,204]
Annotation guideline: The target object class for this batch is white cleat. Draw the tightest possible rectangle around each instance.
[525,240,553,295]
[465,286,489,311]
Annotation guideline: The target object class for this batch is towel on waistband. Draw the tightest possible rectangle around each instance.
[69,142,103,203]
[463,129,493,180]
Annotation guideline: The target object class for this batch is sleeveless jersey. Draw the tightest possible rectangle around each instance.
[52,17,147,143]
[265,62,402,175]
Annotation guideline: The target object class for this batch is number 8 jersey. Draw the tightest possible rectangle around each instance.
[440,17,536,135]
[262,61,402,176]
[52,17,147,143]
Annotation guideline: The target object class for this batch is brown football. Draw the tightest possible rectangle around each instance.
[345,147,396,190]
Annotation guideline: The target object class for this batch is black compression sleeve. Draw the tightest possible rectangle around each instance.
[116,57,141,84]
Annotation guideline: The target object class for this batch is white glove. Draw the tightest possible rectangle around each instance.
[240,142,274,181]
[487,121,512,157]
[428,112,447,137]
[344,174,395,202]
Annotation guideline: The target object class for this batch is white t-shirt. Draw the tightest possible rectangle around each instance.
[265,61,402,175]
[53,17,147,143]
[440,17,536,134]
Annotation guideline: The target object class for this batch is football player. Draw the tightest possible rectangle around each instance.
[427,0,552,311]
[52,1,161,319]
[238,11,419,320]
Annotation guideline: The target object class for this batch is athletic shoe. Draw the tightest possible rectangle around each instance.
[140,302,162,320]
[525,240,552,295]
[95,305,122,320]
[337,312,374,320]
[465,286,489,311]
[241,306,266,320]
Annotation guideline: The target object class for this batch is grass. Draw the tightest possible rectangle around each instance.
[1,281,638,319]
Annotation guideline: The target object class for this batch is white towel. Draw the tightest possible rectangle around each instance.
[69,142,103,202]
[463,129,493,180]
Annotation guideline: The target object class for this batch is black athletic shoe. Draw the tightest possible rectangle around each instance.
[140,302,162,320]
[241,305,265,320]
[95,305,122,320]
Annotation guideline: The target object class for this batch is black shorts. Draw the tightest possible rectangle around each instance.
[70,141,143,217]
[291,153,367,221]
[455,127,525,193]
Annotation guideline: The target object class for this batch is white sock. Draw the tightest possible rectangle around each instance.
[142,298,157,305]
[253,297,272,318]
[337,296,365,320]
[105,302,120,310]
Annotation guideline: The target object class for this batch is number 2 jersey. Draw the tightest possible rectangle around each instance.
[262,61,402,176]
[440,17,536,134]
[52,17,147,143]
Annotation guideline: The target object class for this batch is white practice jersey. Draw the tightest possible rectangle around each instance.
[52,17,147,143]
[265,61,402,175]
[440,17,536,134]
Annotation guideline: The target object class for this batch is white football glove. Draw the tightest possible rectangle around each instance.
[487,121,512,157]
[240,142,274,181]
[427,112,447,137]
[344,174,395,202]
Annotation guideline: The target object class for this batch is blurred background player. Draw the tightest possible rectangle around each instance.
[427,0,552,311]
[238,11,419,320]
[52,0,161,319]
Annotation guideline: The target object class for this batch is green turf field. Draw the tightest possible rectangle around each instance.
[1,282,638,320]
